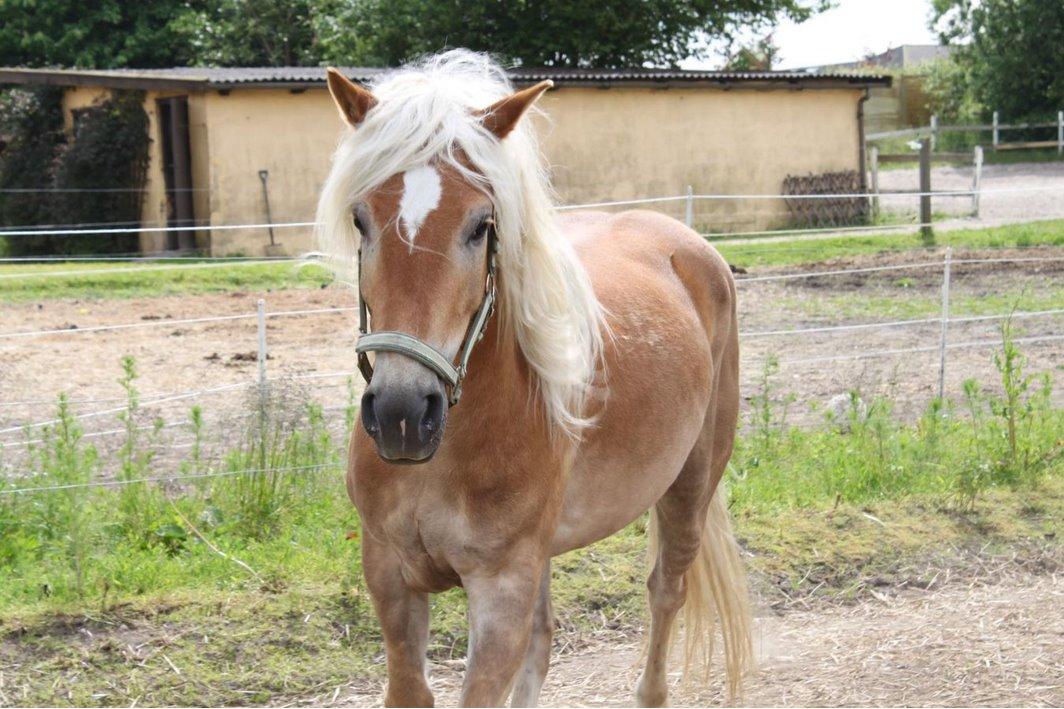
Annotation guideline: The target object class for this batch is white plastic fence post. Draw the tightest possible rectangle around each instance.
[992,111,999,149]
[930,114,938,152]
[971,146,983,218]
[684,185,693,228]
[257,298,267,389]
[869,146,880,218]
[937,247,952,401]
[1058,110,1063,155]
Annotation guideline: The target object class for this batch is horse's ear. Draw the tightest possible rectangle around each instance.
[326,68,378,127]
[477,80,553,140]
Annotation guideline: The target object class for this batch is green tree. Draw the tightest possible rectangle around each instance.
[174,0,326,66]
[321,0,826,68]
[0,1,201,68]
[722,34,780,71]
[931,0,1064,121]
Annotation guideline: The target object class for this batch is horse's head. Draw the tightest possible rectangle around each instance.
[323,68,551,463]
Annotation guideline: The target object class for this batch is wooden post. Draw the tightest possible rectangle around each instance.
[869,146,880,218]
[257,298,268,389]
[937,247,952,401]
[971,146,983,218]
[1058,110,1063,155]
[992,111,999,150]
[919,139,933,244]
[684,185,693,229]
[930,114,938,152]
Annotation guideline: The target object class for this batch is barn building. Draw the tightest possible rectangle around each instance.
[0,66,889,255]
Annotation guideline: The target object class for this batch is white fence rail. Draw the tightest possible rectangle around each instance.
[867,110,1064,153]
[0,184,1061,241]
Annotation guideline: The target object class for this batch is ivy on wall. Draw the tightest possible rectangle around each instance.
[0,88,150,256]
[0,86,66,255]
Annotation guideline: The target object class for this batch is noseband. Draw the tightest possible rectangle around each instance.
[355,222,498,407]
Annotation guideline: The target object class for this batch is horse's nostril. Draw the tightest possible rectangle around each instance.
[361,392,380,435]
[420,392,445,436]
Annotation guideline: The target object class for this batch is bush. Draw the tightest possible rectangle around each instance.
[0,86,66,254]
[0,89,149,256]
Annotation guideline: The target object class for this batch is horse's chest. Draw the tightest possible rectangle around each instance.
[357,481,475,589]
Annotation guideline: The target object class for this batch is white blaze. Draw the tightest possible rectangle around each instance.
[398,165,442,247]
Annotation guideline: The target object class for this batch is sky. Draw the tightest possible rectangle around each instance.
[682,0,941,71]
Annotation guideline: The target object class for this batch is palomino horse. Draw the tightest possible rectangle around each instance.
[317,51,752,707]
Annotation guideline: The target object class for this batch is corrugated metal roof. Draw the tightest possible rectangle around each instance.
[0,65,891,90]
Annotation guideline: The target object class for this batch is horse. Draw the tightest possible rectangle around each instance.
[316,50,752,708]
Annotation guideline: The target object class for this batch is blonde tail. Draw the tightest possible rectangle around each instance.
[647,485,754,699]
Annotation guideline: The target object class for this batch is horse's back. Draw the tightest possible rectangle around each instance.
[551,209,738,554]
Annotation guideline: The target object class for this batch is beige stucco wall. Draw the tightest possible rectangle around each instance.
[66,83,865,255]
[199,89,338,255]
[539,87,863,235]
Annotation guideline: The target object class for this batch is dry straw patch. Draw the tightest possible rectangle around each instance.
[334,561,1063,707]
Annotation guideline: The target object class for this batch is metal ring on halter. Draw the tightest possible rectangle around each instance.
[355,220,498,407]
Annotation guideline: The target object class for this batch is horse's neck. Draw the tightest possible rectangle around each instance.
[450,303,559,455]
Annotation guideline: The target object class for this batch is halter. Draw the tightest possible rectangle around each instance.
[355,221,498,407]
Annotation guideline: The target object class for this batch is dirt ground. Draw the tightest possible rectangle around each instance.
[1,245,1061,465]
[317,567,1063,708]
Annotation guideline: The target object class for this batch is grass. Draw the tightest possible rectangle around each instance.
[0,260,333,302]
[773,285,1064,321]
[0,221,1060,303]
[2,483,1059,707]
[716,218,1064,269]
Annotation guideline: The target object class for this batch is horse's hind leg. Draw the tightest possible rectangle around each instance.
[635,444,715,708]
[510,563,553,707]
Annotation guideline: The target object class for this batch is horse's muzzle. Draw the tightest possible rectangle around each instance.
[361,378,447,463]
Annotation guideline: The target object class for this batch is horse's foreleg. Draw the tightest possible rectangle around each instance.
[509,563,553,707]
[363,538,434,707]
[461,566,541,707]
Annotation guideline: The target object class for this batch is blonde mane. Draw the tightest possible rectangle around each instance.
[316,50,605,436]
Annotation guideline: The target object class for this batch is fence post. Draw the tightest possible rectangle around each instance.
[971,145,983,218]
[937,247,952,401]
[869,146,880,218]
[919,139,933,244]
[1058,110,1063,155]
[257,298,268,389]
[992,111,999,150]
[930,114,938,152]
[684,185,693,229]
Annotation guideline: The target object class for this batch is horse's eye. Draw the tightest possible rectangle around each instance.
[469,218,492,244]
[352,210,365,235]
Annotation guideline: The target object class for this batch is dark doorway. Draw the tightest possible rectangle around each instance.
[157,96,196,251]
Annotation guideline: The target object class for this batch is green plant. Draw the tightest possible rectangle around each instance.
[21,395,100,595]
[747,354,794,455]
[988,317,1055,484]
[115,356,164,541]
[218,385,338,538]
[48,91,150,255]
[180,404,207,478]
[344,376,359,435]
